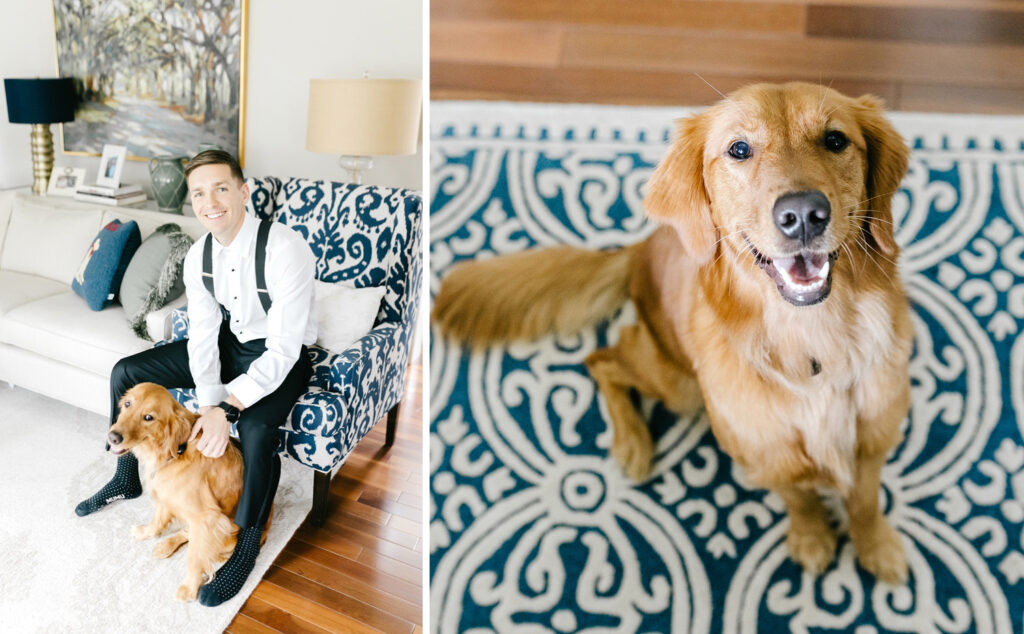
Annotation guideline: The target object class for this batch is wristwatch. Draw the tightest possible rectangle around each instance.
[217,401,241,423]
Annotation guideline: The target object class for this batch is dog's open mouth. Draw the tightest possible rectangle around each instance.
[745,235,838,306]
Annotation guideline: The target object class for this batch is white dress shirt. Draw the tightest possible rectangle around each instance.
[183,213,317,408]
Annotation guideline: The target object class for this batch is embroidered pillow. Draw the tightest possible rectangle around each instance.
[71,219,141,311]
[120,223,194,340]
[314,280,385,352]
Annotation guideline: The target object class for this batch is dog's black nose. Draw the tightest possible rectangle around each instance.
[107,431,123,445]
[773,190,831,244]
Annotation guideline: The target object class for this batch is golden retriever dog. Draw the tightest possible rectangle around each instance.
[107,383,268,601]
[433,82,912,584]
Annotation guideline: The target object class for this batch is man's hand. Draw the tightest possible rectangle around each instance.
[190,406,231,458]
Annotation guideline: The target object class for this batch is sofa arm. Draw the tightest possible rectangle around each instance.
[145,295,189,342]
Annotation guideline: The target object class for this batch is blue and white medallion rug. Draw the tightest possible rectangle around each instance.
[429,101,1024,633]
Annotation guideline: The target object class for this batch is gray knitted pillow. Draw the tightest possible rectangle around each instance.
[120,223,194,340]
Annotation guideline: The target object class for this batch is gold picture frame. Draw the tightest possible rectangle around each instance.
[50,0,248,166]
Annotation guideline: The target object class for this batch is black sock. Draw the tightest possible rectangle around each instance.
[74,453,142,517]
[198,525,262,607]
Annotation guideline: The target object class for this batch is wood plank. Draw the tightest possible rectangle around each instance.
[357,548,422,585]
[284,539,423,605]
[562,27,1024,87]
[238,594,335,634]
[359,488,422,522]
[292,528,363,561]
[899,82,1024,114]
[277,546,422,624]
[225,613,283,634]
[251,582,385,634]
[432,1,807,33]
[431,62,900,106]
[759,0,1024,10]
[398,490,423,510]
[264,566,415,634]
[387,514,424,540]
[432,20,565,67]
[807,5,1024,45]
[324,508,420,551]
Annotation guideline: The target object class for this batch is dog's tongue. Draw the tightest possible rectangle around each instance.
[774,252,830,285]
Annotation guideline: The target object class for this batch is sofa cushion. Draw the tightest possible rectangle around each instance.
[0,198,102,283]
[0,292,150,376]
[0,271,68,317]
[71,219,141,311]
[120,223,193,340]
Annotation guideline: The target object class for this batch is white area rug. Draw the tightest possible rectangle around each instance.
[0,383,313,633]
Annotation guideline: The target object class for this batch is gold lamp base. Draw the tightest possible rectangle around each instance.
[29,123,55,195]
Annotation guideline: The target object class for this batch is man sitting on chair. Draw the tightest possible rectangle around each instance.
[75,150,317,607]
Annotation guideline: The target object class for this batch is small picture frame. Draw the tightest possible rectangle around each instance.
[95,144,127,188]
[47,166,86,197]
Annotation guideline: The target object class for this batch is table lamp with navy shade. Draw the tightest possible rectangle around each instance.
[4,78,76,195]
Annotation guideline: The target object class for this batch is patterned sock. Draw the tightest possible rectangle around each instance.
[198,525,262,607]
[74,452,142,517]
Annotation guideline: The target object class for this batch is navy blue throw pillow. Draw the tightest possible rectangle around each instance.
[71,219,141,311]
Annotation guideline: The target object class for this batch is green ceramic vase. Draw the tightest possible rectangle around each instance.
[149,155,188,213]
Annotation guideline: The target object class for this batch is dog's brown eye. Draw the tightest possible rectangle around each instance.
[728,141,752,160]
[123,400,131,408]
[824,130,849,153]
[144,414,153,421]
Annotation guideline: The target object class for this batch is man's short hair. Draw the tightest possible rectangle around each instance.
[185,150,244,184]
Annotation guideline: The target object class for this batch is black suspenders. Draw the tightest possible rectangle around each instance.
[202,220,273,313]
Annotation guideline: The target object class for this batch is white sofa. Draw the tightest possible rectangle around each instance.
[0,190,204,416]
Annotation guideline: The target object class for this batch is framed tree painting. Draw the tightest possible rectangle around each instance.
[51,0,247,164]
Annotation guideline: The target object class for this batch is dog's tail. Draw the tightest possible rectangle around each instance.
[433,244,637,344]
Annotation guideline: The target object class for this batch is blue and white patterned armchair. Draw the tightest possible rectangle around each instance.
[165,177,422,525]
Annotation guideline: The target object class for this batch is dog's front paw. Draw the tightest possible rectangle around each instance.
[131,524,154,540]
[175,583,199,602]
[786,521,837,576]
[852,517,907,585]
[611,426,654,482]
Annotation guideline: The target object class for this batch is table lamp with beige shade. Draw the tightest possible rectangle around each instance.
[306,77,421,185]
[4,77,76,195]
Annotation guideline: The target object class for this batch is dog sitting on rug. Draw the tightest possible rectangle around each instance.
[434,82,912,584]
[106,382,270,601]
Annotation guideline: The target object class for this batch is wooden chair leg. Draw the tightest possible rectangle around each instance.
[311,469,331,527]
[385,400,401,447]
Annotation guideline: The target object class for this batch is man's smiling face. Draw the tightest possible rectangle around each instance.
[188,163,250,245]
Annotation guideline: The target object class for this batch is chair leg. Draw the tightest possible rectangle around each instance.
[385,400,401,447]
[311,470,331,527]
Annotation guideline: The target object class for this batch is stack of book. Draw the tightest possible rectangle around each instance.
[74,184,147,207]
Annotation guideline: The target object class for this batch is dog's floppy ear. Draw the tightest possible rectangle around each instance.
[160,394,195,459]
[854,95,909,257]
[644,113,717,262]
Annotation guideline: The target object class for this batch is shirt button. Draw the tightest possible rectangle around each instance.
[231,268,235,272]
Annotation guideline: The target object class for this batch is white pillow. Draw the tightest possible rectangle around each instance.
[314,280,386,352]
[0,199,103,283]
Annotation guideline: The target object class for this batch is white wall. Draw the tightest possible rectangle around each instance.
[0,0,423,193]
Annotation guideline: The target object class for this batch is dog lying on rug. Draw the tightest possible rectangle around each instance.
[106,382,270,601]
[434,82,912,583]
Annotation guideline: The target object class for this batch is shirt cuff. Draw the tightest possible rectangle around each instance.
[196,384,228,408]
[227,374,264,409]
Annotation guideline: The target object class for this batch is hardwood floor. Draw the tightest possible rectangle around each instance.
[226,349,424,634]
[431,0,1024,113]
